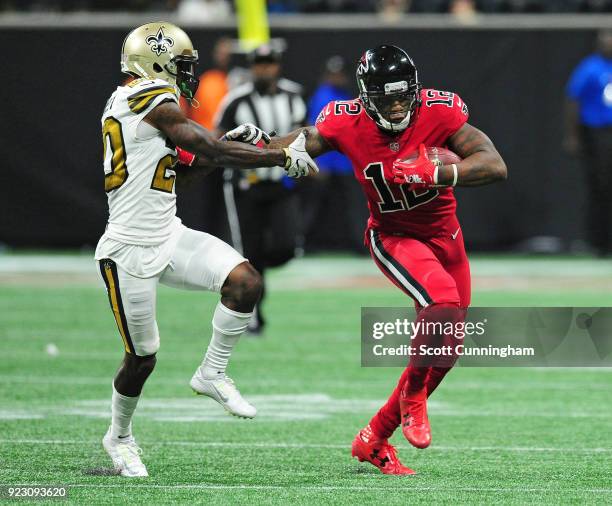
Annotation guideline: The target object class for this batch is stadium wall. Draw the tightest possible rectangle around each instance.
[0,18,601,250]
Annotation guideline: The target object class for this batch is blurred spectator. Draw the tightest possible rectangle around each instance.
[450,0,478,19]
[4,0,612,12]
[180,37,234,254]
[303,56,368,254]
[268,0,298,12]
[215,44,307,334]
[188,37,232,130]
[177,0,231,21]
[378,0,408,19]
[1,0,178,11]
[565,30,612,255]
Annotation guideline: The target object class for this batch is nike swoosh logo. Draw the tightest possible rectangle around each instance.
[211,382,229,402]
[451,228,460,240]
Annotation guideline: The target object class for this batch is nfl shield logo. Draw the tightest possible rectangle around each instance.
[389,142,400,152]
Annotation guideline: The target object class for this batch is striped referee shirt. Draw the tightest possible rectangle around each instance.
[215,78,307,183]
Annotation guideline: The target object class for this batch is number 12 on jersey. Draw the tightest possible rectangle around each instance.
[364,162,438,212]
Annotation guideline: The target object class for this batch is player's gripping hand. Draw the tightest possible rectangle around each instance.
[392,144,441,190]
[283,130,319,178]
[223,123,271,148]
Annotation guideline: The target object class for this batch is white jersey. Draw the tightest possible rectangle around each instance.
[101,78,181,245]
[95,78,183,277]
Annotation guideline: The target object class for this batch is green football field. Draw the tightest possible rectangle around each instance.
[0,254,611,504]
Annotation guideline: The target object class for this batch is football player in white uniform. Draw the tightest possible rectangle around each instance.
[97,22,318,477]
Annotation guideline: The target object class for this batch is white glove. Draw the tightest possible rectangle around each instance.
[283,131,319,178]
[223,123,271,146]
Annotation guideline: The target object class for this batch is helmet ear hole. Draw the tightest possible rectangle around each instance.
[153,63,163,73]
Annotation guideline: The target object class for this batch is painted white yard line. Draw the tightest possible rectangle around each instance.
[1,439,611,453]
[42,484,612,493]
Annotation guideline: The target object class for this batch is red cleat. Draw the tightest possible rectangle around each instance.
[399,387,431,449]
[351,429,416,475]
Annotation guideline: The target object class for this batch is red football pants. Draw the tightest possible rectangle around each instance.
[367,227,470,308]
[366,227,471,440]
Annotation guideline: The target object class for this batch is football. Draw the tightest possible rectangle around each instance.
[400,146,462,166]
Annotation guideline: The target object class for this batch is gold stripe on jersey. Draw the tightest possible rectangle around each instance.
[101,261,134,354]
[128,86,177,114]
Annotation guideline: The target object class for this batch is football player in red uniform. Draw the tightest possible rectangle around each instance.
[271,45,507,474]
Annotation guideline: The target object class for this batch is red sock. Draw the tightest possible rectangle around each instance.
[368,303,463,440]
[403,366,429,395]
[368,366,410,440]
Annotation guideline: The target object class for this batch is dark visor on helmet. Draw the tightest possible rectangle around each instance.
[169,55,199,100]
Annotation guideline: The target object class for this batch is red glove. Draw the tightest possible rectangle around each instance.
[392,144,439,190]
[176,146,196,166]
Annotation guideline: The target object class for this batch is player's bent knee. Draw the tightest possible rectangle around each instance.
[115,352,157,396]
[125,353,157,379]
[223,262,263,307]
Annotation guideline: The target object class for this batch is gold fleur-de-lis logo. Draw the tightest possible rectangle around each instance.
[146,27,174,56]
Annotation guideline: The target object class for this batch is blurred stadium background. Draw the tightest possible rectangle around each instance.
[3,2,612,252]
[1,1,612,504]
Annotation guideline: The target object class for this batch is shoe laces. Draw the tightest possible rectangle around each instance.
[117,439,144,465]
[379,441,399,464]
[213,375,239,397]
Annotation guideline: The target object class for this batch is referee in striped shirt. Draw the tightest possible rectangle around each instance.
[215,44,307,334]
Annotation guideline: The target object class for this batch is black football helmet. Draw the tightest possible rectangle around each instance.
[356,45,421,133]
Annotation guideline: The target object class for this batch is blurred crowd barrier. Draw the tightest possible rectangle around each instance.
[3,14,611,253]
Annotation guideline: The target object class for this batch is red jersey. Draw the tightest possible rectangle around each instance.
[315,88,469,239]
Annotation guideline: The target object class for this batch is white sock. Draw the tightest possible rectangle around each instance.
[201,302,252,379]
[110,384,139,439]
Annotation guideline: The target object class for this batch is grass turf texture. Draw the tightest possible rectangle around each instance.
[0,255,611,504]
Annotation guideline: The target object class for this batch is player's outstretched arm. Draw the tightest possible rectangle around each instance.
[266,126,333,159]
[145,101,286,169]
[443,123,507,187]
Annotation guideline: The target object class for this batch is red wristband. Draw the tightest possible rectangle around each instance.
[176,147,196,166]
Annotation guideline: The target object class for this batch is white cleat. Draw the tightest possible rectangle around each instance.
[102,427,149,477]
[190,368,257,419]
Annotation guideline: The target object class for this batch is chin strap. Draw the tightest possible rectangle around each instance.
[178,80,200,109]
[369,102,411,133]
